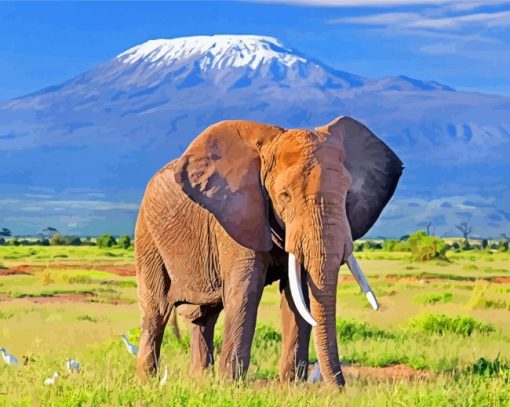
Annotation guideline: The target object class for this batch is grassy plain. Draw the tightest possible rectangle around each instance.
[0,246,509,406]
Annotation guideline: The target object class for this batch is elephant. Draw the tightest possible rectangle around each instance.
[134,116,403,387]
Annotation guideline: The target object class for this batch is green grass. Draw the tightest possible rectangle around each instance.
[0,246,509,405]
[406,313,495,336]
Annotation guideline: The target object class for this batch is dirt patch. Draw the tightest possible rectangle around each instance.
[0,268,32,276]
[21,293,95,304]
[96,265,135,277]
[252,364,435,388]
[342,364,434,381]
[5,263,136,277]
[490,276,510,284]
[384,275,509,284]
[0,292,133,305]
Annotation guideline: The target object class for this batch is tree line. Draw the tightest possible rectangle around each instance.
[0,227,131,249]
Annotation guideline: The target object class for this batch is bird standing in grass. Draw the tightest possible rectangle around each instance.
[43,372,59,386]
[308,362,322,383]
[159,366,169,388]
[0,348,19,366]
[119,334,138,355]
[66,358,81,374]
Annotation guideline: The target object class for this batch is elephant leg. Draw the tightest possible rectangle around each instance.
[189,309,220,376]
[218,252,267,380]
[135,213,172,378]
[279,278,311,382]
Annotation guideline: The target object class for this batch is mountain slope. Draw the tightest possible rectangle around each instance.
[0,35,509,237]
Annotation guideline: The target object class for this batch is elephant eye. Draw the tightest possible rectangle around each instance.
[279,190,291,204]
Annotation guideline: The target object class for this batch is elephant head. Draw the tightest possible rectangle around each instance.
[173,117,403,386]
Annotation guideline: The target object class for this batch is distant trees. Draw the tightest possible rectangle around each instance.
[96,234,117,249]
[456,222,473,249]
[49,234,80,246]
[0,230,135,248]
[481,239,488,250]
[50,233,65,246]
[425,221,432,236]
[42,227,59,238]
[117,235,131,249]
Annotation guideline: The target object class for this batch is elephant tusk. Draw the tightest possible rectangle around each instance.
[346,254,380,310]
[288,253,317,327]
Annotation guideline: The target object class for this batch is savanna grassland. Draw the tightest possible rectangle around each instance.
[0,245,509,406]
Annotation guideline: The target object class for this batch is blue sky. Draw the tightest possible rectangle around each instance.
[1,0,510,100]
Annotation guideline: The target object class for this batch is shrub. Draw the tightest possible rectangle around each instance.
[253,324,282,347]
[63,235,82,246]
[38,238,50,246]
[407,231,448,261]
[117,235,131,249]
[50,233,65,246]
[498,240,509,252]
[471,356,509,377]
[97,234,117,248]
[406,312,495,336]
[0,237,5,245]
[383,239,409,252]
[414,292,453,305]
[358,241,383,251]
[336,318,393,341]
[76,314,99,322]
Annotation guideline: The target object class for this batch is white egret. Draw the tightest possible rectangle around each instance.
[44,371,59,386]
[308,362,322,383]
[66,358,81,373]
[119,334,138,355]
[0,348,19,366]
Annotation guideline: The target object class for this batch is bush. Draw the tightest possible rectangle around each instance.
[383,239,409,252]
[97,234,117,249]
[117,235,131,249]
[414,292,453,305]
[471,356,509,377]
[498,240,509,252]
[0,237,5,245]
[50,233,65,246]
[358,241,383,251]
[64,236,81,246]
[336,318,393,341]
[252,325,281,350]
[407,231,448,261]
[406,313,495,336]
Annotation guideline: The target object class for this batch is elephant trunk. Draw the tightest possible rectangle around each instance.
[285,204,350,387]
[307,249,345,387]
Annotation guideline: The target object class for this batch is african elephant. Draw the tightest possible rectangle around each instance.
[134,116,402,387]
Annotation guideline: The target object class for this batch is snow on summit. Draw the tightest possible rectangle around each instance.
[117,35,307,70]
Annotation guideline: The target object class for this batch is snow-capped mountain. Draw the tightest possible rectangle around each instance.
[0,35,509,237]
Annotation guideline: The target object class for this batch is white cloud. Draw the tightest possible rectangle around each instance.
[254,0,510,7]
[0,198,139,212]
[328,10,510,30]
[406,10,510,29]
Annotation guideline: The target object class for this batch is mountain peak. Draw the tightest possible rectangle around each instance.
[116,35,307,70]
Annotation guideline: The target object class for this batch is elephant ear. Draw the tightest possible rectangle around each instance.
[317,116,403,240]
[173,120,280,252]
